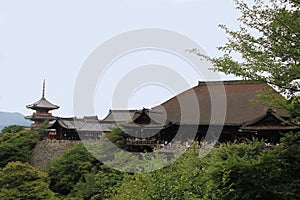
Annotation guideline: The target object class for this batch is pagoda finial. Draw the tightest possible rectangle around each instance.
[42,79,45,99]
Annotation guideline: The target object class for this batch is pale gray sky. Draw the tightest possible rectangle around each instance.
[0,0,244,118]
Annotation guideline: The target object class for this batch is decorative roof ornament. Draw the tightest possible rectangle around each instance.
[42,79,45,99]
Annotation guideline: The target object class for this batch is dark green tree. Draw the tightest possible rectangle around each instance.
[105,126,128,150]
[38,120,50,139]
[202,133,300,200]
[45,144,102,196]
[1,125,24,134]
[0,130,40,168]
[0,161,59,199]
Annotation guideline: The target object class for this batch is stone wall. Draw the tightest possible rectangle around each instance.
[29,140,82,170]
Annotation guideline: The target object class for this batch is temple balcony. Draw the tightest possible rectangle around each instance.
[126,138,159,146]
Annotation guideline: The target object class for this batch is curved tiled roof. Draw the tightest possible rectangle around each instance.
[152,80,287,126]
[102,109,138,122]
[26,97,59,110]
[241,109,299,131]
[52,116,111,132]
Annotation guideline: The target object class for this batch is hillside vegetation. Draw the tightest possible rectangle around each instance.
[0,125,299,199]
[0,129,40,168]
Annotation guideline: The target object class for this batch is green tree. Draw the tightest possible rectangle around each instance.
[38,120,50,139]
[112,144,205,200]
[202,141,266,200]
[195,0,300,119]
[202,134,300,200]
[111,135,300,200]
[0,161,59,200]
[105,126,128,150]
[72,165,124,200]
[45,144,102,196]
[0,130,40,168]
[1,125,24,134]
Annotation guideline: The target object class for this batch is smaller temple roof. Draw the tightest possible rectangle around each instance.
[241,109,300,131]
[51,116,111,132]
[131,108,167,125]
[26,98,59,110]
[102,109,138,123]
[102,108,168,129]
[26,80,59,110]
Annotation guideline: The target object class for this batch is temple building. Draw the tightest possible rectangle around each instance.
[118,81,300,147]
[27,80,300,145]
[47,116,111,140]
[25,80,59,129]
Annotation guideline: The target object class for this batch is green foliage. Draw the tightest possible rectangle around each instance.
[112,144,205,200]
[194,0,300,119]
[38,120,50,139]
[112,133,300,199]
[45,144,101,196]
[1,125,24,134]
[0,161,59,199]
[202,141,266,200]
[72,165,124,200]
[0,126,298,199]
[213,0,299,94]
[202,133,300,200]
[105,126,128,150]
[0,130,40,168]
[45,143,125,199]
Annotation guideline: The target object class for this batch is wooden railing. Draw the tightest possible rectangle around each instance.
[127,139,159,146]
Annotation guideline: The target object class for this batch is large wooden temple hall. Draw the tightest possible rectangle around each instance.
[26,80,300,145]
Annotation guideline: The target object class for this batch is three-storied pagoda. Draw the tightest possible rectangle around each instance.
[25,80,59,129]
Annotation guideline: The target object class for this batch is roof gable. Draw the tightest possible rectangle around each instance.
[131,108,166,125]
[241,109,299,131]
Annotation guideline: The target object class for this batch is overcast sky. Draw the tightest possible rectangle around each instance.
[0,0,245,118]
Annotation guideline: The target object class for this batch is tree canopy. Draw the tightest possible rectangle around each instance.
[45,144,100,195]
[0,130,40,168]
[112,133,300,200]
[1,125,24,134]
[0,161,58,200]
[195,0,300,119]
[45,144,124,199]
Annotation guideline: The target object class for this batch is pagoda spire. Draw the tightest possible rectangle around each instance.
[42,79,45,99]
[25,79,59,129]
